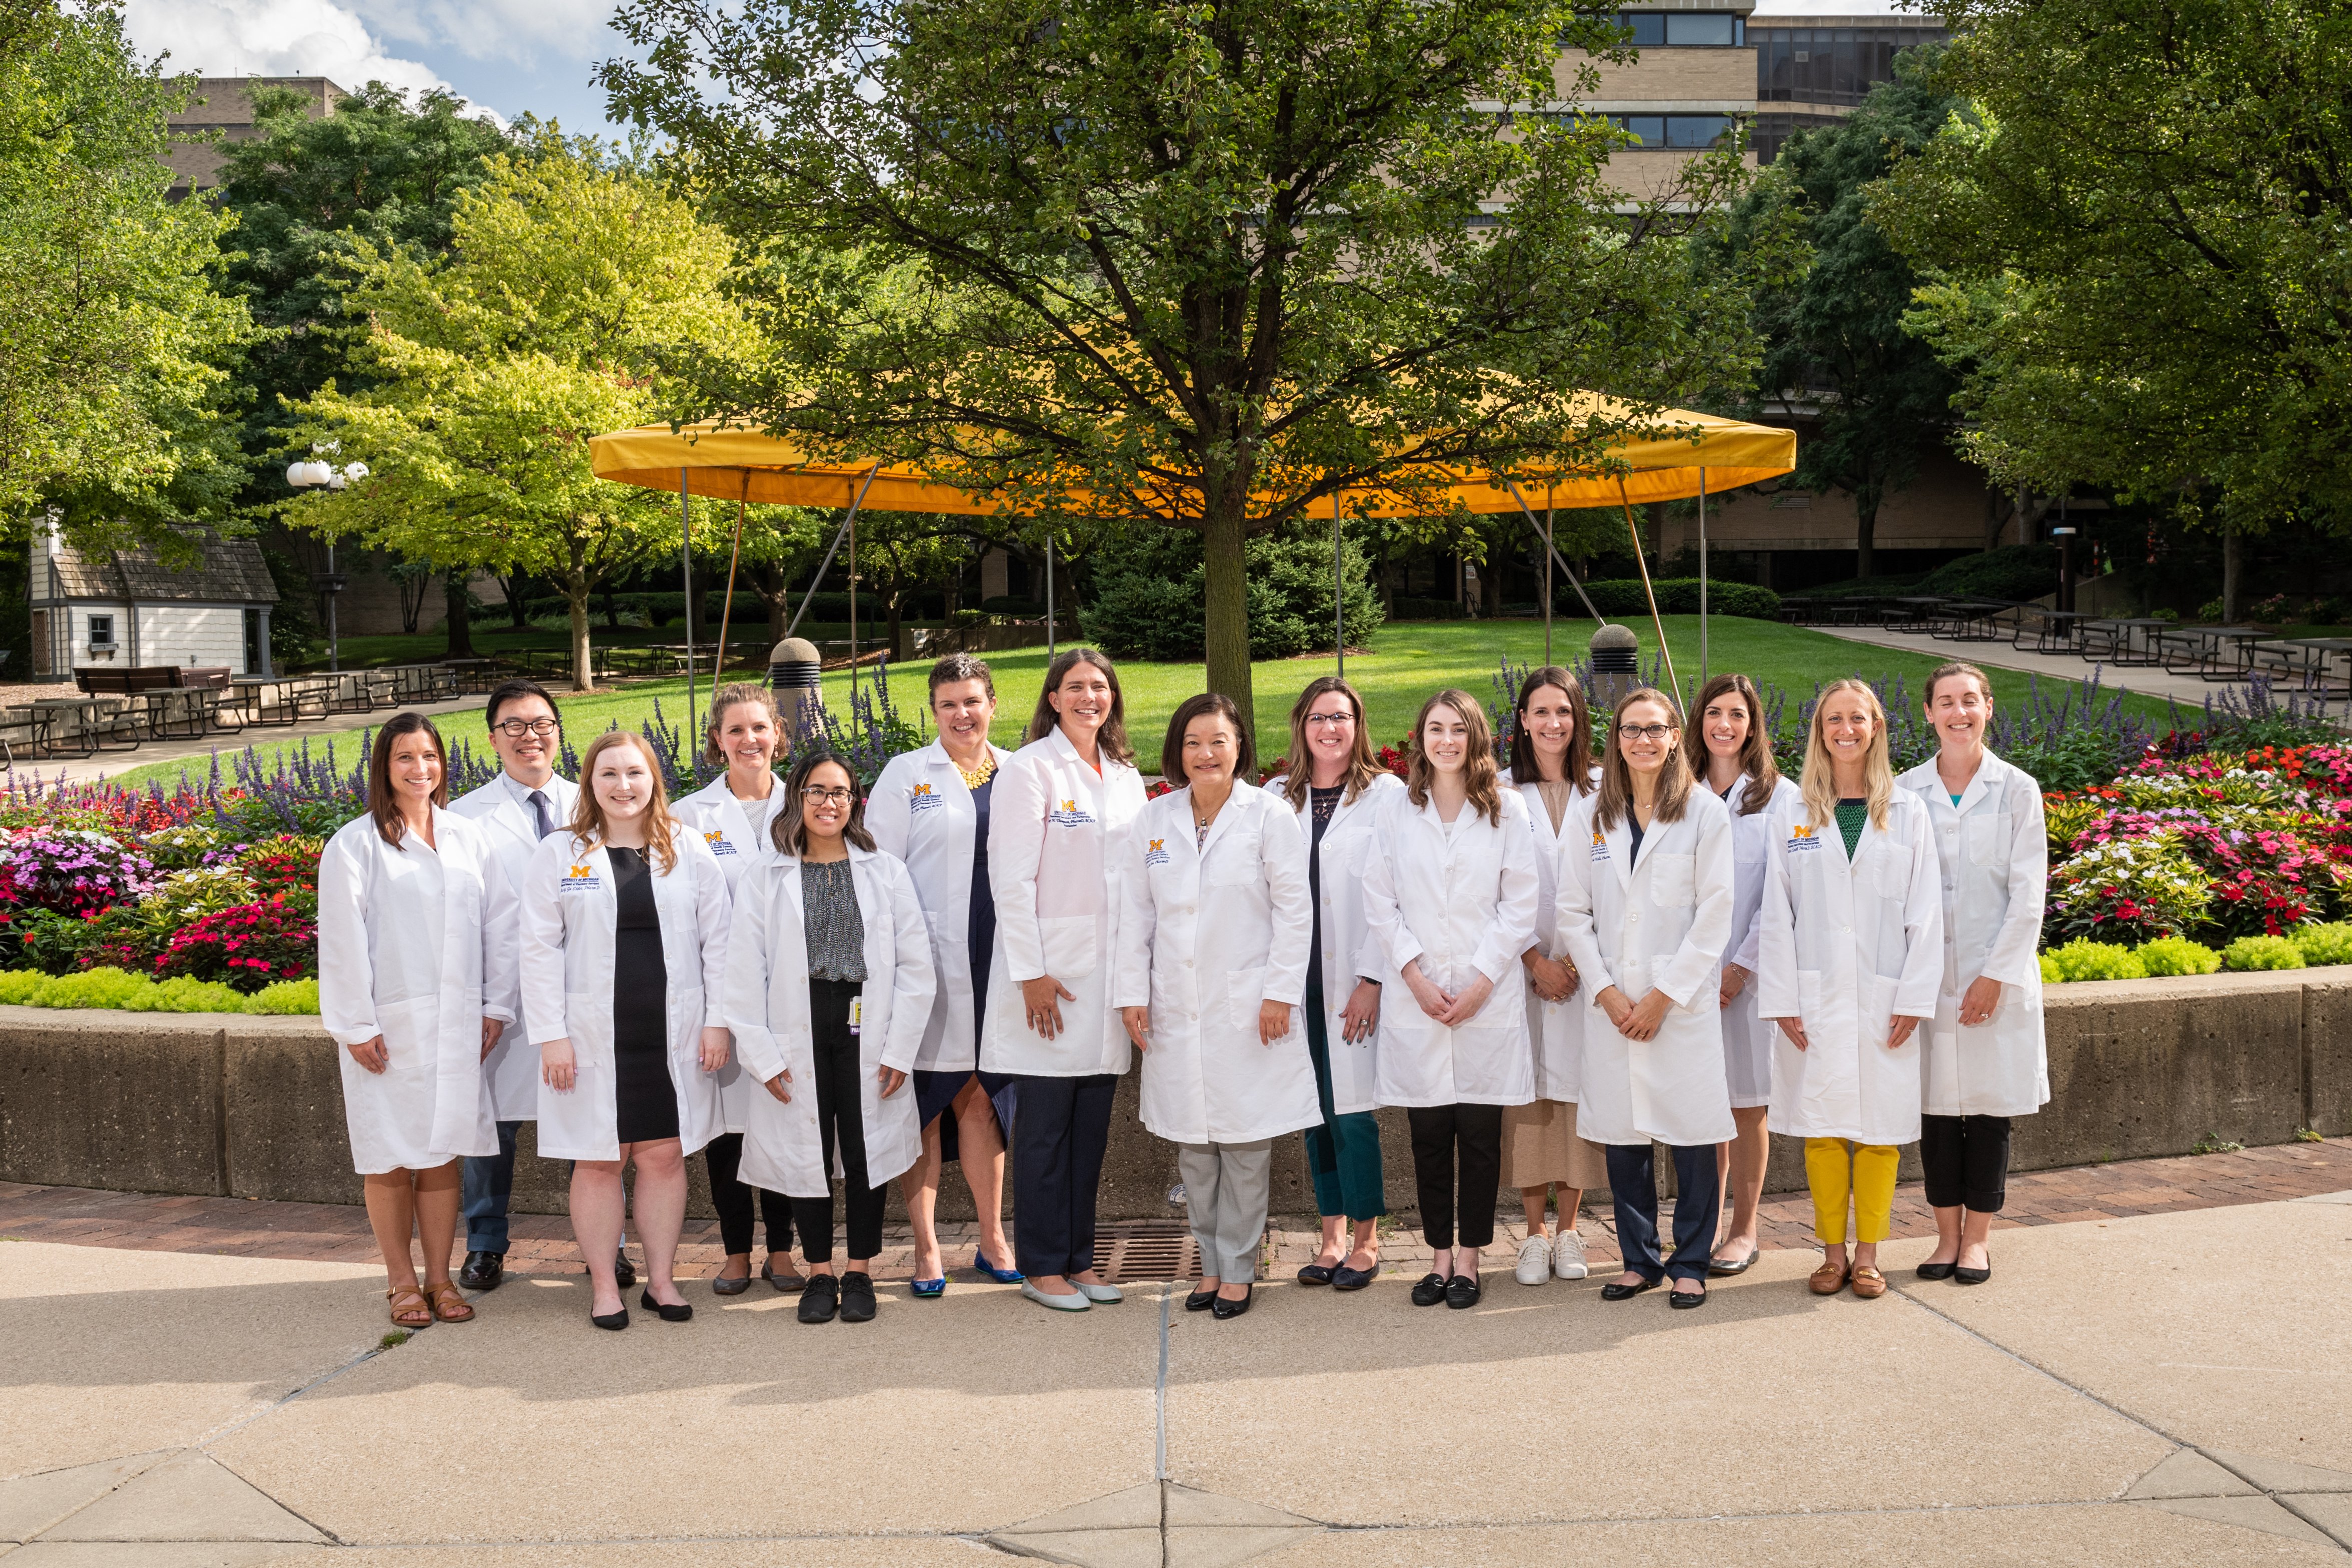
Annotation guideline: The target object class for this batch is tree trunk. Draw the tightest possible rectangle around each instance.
[1199,504,1254,735]
[603,580,620,631]
[2221,518,2240,623]
[503,572,531,630]
[1855,499,1879,582]
[566,587,595,693]
[885,585,904,664]
[750,563,790,642]
[443,572,475,658]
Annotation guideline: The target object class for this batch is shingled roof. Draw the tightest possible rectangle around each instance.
[38,533,279,605]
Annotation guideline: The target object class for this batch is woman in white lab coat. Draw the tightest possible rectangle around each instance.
[1684,671,1804,1277]
[982,647,1149,1312]
[522,731,732,1330]
[1758,679,1944,1301]
[320,712,519,1329]
[1896,660,2047,1287]
[868,654,1020,1296]
[722,749,936,1326]
[1558,687,1737,1309]
[1362,689,1540,1312]
[671,683,800,1296]
[1497,666,1604,1287]
[1264,676,1400,1293]
[1118,694,1318,1320]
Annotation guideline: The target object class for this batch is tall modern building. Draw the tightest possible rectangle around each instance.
[1749,13,1953,163]
[163,77,345,198]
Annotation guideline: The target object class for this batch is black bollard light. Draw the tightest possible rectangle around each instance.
[1588,622,1642,721]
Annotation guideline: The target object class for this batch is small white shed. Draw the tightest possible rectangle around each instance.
[28,527,281,680]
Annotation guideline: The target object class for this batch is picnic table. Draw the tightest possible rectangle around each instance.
[382,664,460,704]
[230,675,331,727]
[2080,617,2170,668]
[29,695,141,757]
[1931,601,2016,644]
[2011,606,2088,655]
[2255,637,2352,697]
[2155,625,2268,682]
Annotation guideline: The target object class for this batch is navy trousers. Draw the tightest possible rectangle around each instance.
[462,1120,524,1254]
[1009,1073,1117,1279]
[1605,1142,1721,1285]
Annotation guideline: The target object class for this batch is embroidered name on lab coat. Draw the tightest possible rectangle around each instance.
[908,781,943,813]
[561,864,601,889]
[1589,829,1610,863]
[703,829,737,856]
[1049,798,1096,827]
[1143,838,1170,866]
[1786,824,1822,854]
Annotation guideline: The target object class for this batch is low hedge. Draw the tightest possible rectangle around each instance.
[1560,578,1782,620]
[0,968,320,1015]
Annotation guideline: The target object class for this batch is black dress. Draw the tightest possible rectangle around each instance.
[608,846,678,1143]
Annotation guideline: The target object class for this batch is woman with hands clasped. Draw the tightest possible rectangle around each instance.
[1896,662,2047,1287]
[1686,673,1805,1277]
[1758,679,1944,1301]
[1362,690,1541,1312]
[320,714,519,1329]
[1558,688,1737,1309]
[1117,695,1318,1320]
[722,750,936,1325]
[523,731,732,1331]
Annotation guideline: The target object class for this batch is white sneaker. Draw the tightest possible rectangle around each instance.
[1514,1234,1553,1285]
[1553,1229,1589,1280]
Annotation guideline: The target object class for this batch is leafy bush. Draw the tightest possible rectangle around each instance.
[247,977,322,1014]
[232,836,323,918]
[979,596,1045,617]
[131,866,262,939]
[1082,527,1384,660]
[1915,543,2063,604]
[2292,922,2352,966]
[2222,934,2305,971]
[141,824,230,873]
[1556,577,1783,619]
[14,905,156,976]
[2040,939,2146,982]
[2136,936,2222,977]
[0,966,322,1014]
[155,898,318,992]
[2045,836,2213,945]
[2196,598,2224,621]
[129,976,252,1013]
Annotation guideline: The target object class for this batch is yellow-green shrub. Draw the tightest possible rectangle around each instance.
[2222,935,2306,971]
[2135,936,2222,977]
[2291,922,2352,967]
[127,976,251,1013]
[2039,939,2147,983]
[246,978,321,1015]
[0,967,322,1015]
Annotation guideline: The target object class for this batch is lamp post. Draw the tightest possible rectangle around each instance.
[285,445,368,673]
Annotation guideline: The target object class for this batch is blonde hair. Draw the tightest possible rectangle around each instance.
[1405,689,1502,827]
[1800,679,1896,831]
[1925,660,1994,706]
[1595,687,1693,831]
[1279,675,1383,811]
[703,682,781,765]
[567,731,682,874]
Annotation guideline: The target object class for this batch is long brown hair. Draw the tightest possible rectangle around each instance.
[1279,675,1382,810]
[1685,671,1781,816]
[1160,692,1254,786]
[1024,647,1135,766]
[1506,665,1595,794]
[1800,678,1896,831]
[772,749,876,857]
[369,712,448,848]
[1405,689,1503,827]
[566,731,682,874]
[1595,686,1694,831]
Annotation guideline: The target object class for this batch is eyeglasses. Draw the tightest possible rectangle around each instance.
[492,719,559,739]
[1303,711,1355,727]
[1617,723,1675,741]
[801,786,855,805]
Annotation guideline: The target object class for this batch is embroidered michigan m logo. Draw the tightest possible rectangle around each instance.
[570,864,593,878]
[912,783,932,798]
[1791,825,1813,839]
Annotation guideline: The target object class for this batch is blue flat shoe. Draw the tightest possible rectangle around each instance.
[972,1250,1024,1283]
[910,1277,947,1298]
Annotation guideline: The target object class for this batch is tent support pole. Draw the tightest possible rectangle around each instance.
[1046,536,1055,658]
[1543,483,1554,667]
[681,468,697,747]
[782,463,883,646]
[714,475,747,694]
[1334,493,1345,678]
[1620,479,1682,711]
[1698,467,1708,686]
[1503,480,1605,626]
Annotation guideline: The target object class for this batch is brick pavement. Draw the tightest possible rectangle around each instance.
[2,1137,2345,1284]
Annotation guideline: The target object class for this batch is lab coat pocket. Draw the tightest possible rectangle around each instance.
[1647,852,1695,906]
[1966,814,2007,868]
[1206,829,1260,886]
[1229,966,1284,1037]
[1039,914,1098,980]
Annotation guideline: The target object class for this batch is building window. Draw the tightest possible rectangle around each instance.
[1753,26,1950,108]
[1750,110,1848,165]
[1615,12,1745,47]
[1611,113,1741,149]
[85,614,115,649]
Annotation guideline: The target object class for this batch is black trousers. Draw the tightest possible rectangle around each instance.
[704,1132,793,1258]
[792,979,890,1264]
[1406,1103,1504,1251]
[1921,1113,2012,1213]
[1010,1072,1118,1279]
[1605,1142,1721,1285]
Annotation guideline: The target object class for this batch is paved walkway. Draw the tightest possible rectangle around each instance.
[8,690,493,790]
[1810,622,2284,714]
[2,1144,2349,1564]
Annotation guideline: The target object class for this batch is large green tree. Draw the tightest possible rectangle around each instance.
[600,0,1779,727]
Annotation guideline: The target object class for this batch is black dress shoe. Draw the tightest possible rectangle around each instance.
[639,1289,692,1323]
[613,1251,637,1288]
[798,1274,840,1323]
[590,1306,629,1331]
[1600,1277,1660,1301]
[1184,1286,1218,1312]
[1297,1260,1337,1286]
[1669,1284,1707,1310]
[1915,1261,1958,1281]
[761,1255,807,1294]
[838,1272,877,1323]
[1410,1272,1450,1307]
[459,1251,505,1292]
[1211,1284,1253,1319]
[1444,1274,1481,1310]
[712,1268,753,1296]
[1954,1260,1992,1285]
[1331,1262,1377,1291]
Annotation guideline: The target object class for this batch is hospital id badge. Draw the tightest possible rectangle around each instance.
[849,997,863,1035]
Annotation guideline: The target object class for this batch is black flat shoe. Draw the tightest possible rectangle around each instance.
[639,1289,692,1323]
[762,1255,807,1294]
[1444,1274,1481,1310]
[1211,1285,1254,1319]
[1954,1261,1991,1285]
[1331,1261,1377,1291]
[838,1272,877,1323]
[459,1251,505,1292]
[1297,1260,1337,1286]
[712,1269,753,1296]
[1184,1286,1218,1312]
[590,1307,629,1331]
[1669,1285,1707,1310]
[798,1275,840,1324]
[613,1251,637,1288]
[1410,1272,1449,1307]
[1600,1277,1660,1302]
[1915,1260,1958,1281]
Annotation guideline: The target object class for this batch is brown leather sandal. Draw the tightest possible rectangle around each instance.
[425,1280,475,1322]
[1850,1265,1888,1300]
[1808,1260,1852,1296]
[386,1286,433,1328]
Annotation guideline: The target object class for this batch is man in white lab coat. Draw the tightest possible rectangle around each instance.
[450,678,587,1292]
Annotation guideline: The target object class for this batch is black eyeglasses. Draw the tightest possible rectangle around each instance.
[492,719,559,739]
[1617,723,1675,741]
[801,786,855,805]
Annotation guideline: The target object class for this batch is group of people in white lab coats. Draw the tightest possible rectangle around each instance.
[320,650,2047,1330]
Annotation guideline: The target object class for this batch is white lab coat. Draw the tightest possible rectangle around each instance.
[318,810,519,1174]
[1501,766,1602,1104]
[979,726,1148,1077]
[867,740,1017,1074]
[1713,773,1806,1109]
[1114,783,1320,1145]
[448,771,577,1121]
[720,846,937,1198]
[1262,771,1403,1116]
[1757,790,1945,1146]
[1556,787,1738,1147]
[1361,785,1541,1108]
[671,772,791,1135]
[519,830,732,1160]
[1897,752,2051,1118]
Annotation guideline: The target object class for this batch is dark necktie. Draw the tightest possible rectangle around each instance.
[527,789,554,840]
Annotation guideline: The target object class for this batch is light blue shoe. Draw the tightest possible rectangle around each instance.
[972,1249,1024,1283]
[1072,1279,1123,1304]
[1019,1279,1090,1312]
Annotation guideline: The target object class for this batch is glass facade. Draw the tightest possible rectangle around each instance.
[1752,25,1949,110]
[1615,12,1746,46]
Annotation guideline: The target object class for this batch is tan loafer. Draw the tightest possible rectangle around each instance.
[1808,1260,1851,1296]
[1850,1265,1888,1299]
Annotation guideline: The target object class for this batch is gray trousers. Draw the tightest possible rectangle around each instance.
[1178,1139,1273,1282]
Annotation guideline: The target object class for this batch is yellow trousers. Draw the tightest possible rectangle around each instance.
[1805,1139,1899,1245]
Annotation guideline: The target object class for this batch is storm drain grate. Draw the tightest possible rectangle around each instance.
[1091,1220,1199,1283]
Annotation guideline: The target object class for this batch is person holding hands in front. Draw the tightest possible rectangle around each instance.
[1118,694,1318,1320]
[1558,688,1737,1309]
[1759,679,1944,1301]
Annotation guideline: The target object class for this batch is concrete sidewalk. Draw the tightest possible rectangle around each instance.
[1808,621,2303,715]
[2,1189,2348,1563]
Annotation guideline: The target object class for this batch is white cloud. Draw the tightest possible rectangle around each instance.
[340,0,618,66]
[123,0,473,107]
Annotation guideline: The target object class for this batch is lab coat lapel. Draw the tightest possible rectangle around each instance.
[1602,811,1633,896]
[1197,780,1250,860]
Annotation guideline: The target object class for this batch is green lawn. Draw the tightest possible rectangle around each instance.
[107,615,2184,792]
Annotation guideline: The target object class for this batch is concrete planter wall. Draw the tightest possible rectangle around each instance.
[2,967,2346,1221]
